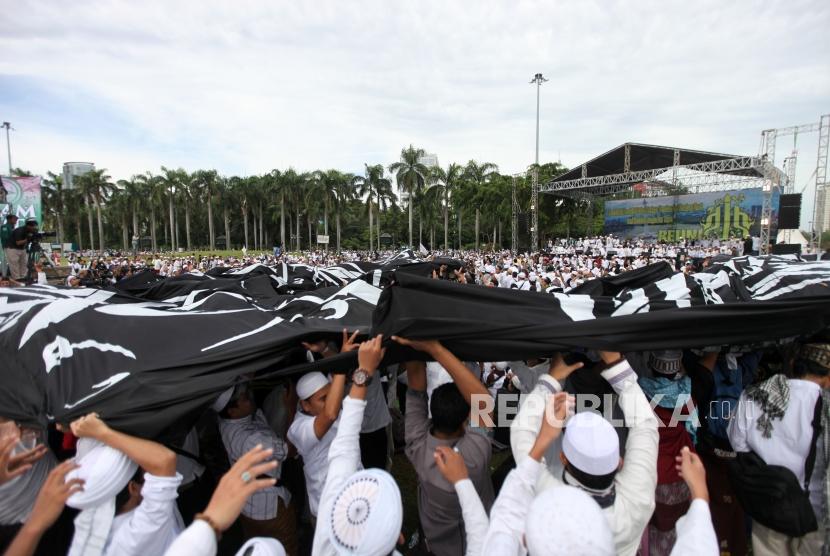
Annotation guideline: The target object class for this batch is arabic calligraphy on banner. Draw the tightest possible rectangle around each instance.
[603,187,780,241]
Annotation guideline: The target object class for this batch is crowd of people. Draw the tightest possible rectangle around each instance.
[2,232,829,556]
[3,229,761,291]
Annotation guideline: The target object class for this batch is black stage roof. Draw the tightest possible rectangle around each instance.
[550,143,761,184]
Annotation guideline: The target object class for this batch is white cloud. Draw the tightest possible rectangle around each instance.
[0,0,828,192]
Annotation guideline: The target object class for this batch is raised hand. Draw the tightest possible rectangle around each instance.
[27,460,84,533]
[0,434,48,486]
[357,335,386,375]
[548,353,584,383]
[530,392,574,461]
[675,446,709,502]
[434,446,468,485]
[67,413,109,440]
[201,444,279,532]
[340,329,360,353]
[391,336,442,356]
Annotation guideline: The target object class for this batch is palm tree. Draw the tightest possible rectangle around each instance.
[330,170,355,253]
[354,164,392,251]
[464,160,498,251]
[388,145,428,247]
[76,169,115,253]
[193,169,219,250]
[106,186,132,250]
[428,163,463,251]
[217,176,233,250]
[62,188,85,251]
[116,176,144,246]
[159,166,182,251]
[41,171,65,245]
[76,174,97,252]
[375,178,396,250]
[135,172,162,251]
[179,170,195,251]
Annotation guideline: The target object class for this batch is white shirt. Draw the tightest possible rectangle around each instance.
[728,379,824,517]
[105,472,184,556]
[481,456,542,555]
[287,411,339,516]
[510,360,659,556]
[669,499,719,556]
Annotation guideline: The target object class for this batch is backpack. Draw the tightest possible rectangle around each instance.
[728,396,822,537]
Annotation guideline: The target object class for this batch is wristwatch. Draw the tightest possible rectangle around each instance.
[351,367,374,387]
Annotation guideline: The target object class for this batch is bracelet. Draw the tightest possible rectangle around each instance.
[194,513,222,541]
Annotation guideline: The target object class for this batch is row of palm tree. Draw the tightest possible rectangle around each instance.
[36,147,581,253]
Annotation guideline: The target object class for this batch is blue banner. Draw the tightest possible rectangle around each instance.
[603,188,780,241]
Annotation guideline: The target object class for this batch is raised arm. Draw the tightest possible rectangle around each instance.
[434,446,489,556]
[403,360,427,392]
[510,354,582,469]
[69,413,176,477]
[484,393,572,551]
[597,351,659,551]
[312,336,384,555]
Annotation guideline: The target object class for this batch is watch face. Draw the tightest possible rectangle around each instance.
[353,369,367,386]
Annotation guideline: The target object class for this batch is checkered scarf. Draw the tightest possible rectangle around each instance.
[746,374,830,554]
[744,374,790,439]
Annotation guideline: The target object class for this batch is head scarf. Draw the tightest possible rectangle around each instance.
[66,438,138,556]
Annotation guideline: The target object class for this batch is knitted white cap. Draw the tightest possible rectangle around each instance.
[525,486,614,555]
[562,411,620,476]
[297,372,330,401]
[327,469,402,556]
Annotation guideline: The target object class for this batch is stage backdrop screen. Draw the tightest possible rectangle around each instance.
[1,176,43,227]
[603,187,780,241]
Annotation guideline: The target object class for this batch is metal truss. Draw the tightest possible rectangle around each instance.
[540,156,764,193]
[812,114,830,250]
[783,154,798,194]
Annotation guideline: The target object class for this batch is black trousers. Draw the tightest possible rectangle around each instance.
[359,426,388,470]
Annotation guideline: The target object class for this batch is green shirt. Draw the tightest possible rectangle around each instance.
[0,223,14,249]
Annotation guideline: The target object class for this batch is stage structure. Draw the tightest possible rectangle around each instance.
[540,143,787,254]
[758,114,829,252]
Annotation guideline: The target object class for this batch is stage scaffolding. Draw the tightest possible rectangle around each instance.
[539,144,786,254]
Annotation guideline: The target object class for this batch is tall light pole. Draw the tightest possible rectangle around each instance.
[529,73,548,165]
[1,122,11,175]
[529,73,547,251]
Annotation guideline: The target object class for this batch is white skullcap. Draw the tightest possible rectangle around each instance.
[518,272,527,279]
[562,411,620,476]
[211,387,235,412]
[235,537,286,556]
[327,469,402,556]
[525,486,614,556]
[529,272,538,281]
[494,362,508,371]
[297,372,330,401]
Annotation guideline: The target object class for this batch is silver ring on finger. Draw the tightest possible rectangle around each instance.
[240,470,252,484]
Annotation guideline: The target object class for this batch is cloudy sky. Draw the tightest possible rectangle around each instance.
[2,0,829,210]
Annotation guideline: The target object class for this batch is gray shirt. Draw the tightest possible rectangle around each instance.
[405,389,494,556]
